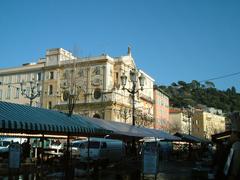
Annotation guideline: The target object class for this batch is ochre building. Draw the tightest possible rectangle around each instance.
[0,48,158,128]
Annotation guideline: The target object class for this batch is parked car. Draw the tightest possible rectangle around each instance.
[30,138,65,158]
[0,137,27,157]
[71,137,126,164]
[0,140,11,153]
[45,139,64,156]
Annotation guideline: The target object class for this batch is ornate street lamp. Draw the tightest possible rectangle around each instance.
[20,80,41,107]
[120,69,145,126]
[121,69,145,155]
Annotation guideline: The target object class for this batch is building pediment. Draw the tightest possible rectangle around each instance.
[117,55,136,69]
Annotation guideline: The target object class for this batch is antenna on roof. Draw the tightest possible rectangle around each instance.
[127,45,132,57]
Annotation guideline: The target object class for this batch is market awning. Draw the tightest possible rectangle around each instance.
[174,132,210,143]
[0,101,112,136]
[211,131,231,143]
[137,126,181,141]
[81,116,180,141]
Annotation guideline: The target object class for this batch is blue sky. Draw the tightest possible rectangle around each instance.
[0,0,240,91]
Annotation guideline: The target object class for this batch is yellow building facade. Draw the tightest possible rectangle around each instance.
[0,48,155,127]
[169,108,190,134]
[0,61,44,107]
[192,110,225,140]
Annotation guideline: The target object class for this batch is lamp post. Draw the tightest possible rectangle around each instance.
[120,69,145,126]
[183,105,195,159]
[20,80,41,107]
[186,105,194,135]
[182,106,194,135]
[121,69,144,155]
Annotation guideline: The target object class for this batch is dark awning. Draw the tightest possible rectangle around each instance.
[0,101,112,136]
[211,131,231,143]
[81,116,180,141]
[174,132,210,143]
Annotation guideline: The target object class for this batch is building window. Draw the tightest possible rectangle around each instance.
[49,85,53,95]
[0,76,3,85]
[93,88,101,99]
[37,72,41,81]
[6,87,11,99]
[63,90,69,101]
[93,113,101,119]
[48,101,52,109]
[8,76,12,83]
[50,71,54,79]
[0,89,2,100]
[12,75,16,83]
[78,69,84,77]
[27,73,31,82]
[116,72,119,82]
[17,74,21,83]
[25,87,30,96]
[15,88,20,99]
[3,76,7,84]
[93,66,100,75]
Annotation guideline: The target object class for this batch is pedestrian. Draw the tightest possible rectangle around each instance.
[22,138,31,161]
[213,141,231,179]
[224,112,240,179]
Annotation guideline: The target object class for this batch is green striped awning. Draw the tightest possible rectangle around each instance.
[0,101,112,136]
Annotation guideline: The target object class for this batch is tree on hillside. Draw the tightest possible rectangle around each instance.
[171,82,178,87]
[178,81,187,87]
[191,80,200,89]
[231,86,236,94]
[205,81,215,89]
[162,80,240,113]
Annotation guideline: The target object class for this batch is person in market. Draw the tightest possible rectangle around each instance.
[223,112,240,179]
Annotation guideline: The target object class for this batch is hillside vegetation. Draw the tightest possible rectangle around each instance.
[158,80,240,113]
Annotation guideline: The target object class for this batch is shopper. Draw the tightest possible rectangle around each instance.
[224,112,240,179]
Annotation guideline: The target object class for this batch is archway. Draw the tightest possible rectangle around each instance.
[93,113,101,119]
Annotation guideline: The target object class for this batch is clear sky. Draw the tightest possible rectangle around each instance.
[1,0,240,91]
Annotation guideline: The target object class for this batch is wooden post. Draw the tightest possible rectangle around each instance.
[87,136,90,177]
[65,134,70,179]
[40,135,44,177]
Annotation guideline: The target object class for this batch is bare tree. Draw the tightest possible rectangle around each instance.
[135,111,154,127]
[61,58,81,116]
[168,119,182,134]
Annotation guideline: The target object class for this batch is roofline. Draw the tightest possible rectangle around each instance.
[0,63,45,75]
[153,85,170,97]
[139,69,155,82]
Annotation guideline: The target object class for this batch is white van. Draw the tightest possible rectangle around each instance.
[71,138,126,164]
[45,139,64,156]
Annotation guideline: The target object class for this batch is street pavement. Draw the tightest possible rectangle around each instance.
[76,159,195,180]
[0,159,201,179]
[156,160,194,180]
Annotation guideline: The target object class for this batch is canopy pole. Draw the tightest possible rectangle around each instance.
[155,137,157,180]
[87,136,90,177]
[65,134,70,179]
[40,134,44,177]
